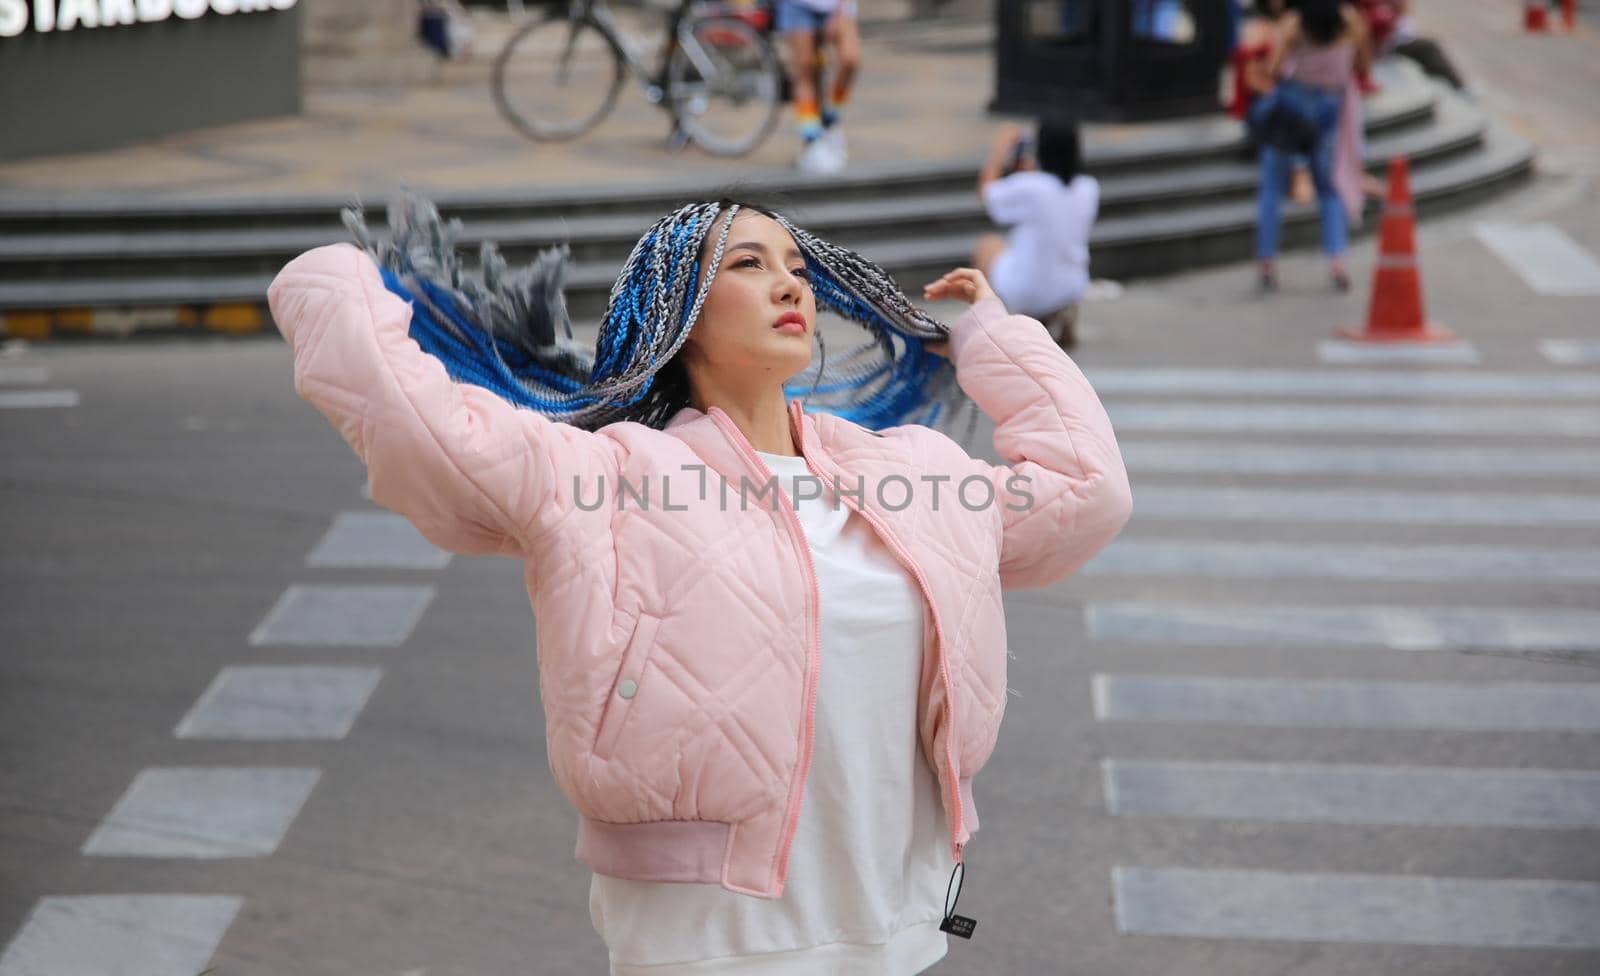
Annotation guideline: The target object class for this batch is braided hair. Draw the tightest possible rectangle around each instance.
[344,192,972,435]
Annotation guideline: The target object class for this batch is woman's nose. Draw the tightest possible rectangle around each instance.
[774,271,802,303]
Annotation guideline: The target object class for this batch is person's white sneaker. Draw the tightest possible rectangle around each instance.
[796,136,843,175]
[821,126,847,169]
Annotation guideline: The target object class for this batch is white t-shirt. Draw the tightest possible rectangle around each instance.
[982,171,1100,317]
[588,450,956,975]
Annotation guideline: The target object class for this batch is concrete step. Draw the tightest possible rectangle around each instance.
[0,113,1530,318]
[0,73,1532,323]
[0,67,1436,236]
[0,86,1471,279]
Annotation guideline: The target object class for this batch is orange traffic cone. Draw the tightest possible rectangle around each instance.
[1338,157,1454,344]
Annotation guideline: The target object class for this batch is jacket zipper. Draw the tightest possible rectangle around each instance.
[792,416,965,865]
[705,406,823,892]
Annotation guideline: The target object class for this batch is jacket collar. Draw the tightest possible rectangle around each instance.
[662,399,818,479]
[664,399,812,449]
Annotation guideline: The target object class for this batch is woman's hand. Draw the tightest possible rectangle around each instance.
[921,267,1001,358]
[924,267,998,306]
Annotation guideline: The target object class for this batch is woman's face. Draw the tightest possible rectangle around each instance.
[678,210,817,388]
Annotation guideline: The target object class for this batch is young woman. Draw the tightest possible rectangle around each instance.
[1254,0,1370,292]
[266,195,1131,974]
[972,121,1100,349]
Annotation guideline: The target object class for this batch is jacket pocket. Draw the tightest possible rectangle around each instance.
[593,611,663,761]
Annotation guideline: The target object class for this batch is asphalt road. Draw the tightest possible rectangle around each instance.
[5,177,1600,975]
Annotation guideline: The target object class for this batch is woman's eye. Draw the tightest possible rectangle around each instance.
[735,257,760,269]
[790,268,811,283]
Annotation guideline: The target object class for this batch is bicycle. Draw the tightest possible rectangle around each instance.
[492,0,784,157]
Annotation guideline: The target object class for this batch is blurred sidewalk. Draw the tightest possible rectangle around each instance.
[0,5,1010,202]
[2,3,1592,206]
[1412,0,1600,179]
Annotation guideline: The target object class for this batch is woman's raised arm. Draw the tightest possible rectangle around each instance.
[268,243,623,558]
[923,270,1131,589]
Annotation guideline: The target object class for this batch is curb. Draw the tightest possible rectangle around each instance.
[0,302,271,341]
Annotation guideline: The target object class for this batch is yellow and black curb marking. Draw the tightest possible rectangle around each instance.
[0,303,272,340]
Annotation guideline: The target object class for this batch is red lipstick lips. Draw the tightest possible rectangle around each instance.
[773,311,807,334]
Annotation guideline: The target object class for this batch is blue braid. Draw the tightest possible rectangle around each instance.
[350,192,971,435]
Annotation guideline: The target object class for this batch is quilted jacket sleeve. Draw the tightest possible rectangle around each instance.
[267,243,622,558]
[945,296,1132,589]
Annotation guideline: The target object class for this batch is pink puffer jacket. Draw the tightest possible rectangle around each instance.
[267,243,1132,899]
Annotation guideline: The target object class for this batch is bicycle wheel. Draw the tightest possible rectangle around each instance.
[493,13,626,141]
[665,16,782,157]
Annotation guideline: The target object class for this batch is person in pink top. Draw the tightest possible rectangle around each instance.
[267,195,1131,974]
[1251,0,1370,292]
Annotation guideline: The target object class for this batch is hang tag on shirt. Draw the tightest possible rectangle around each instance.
[939,913,977,939]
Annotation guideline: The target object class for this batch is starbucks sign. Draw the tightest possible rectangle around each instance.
[0,0,298,37]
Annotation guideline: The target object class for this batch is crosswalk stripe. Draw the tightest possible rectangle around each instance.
[0,895,241,976]
[1130,485,1600,525]
[1086,368,1600,399]
[0,390,77,409]
[175,666,384,740]
[248,584,435,647]
[1084,540,1600,583]
[1318,341,1481,365]
[1541,339,1600,365]
[1112,867,1600,947]
[1103,760,1600,828]
[1476,222,1600,295]
[0,366,48,385]
[82,767,321,858]
[1105,402,1600,436]
[1085,602,1600,653]
[1120,441,1600,478]
[1091,675,1600,731]
[306,512,451,570]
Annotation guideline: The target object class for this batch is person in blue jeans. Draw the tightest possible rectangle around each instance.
[1253,0,1369,292]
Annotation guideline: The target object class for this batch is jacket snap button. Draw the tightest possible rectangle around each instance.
[618,678,638,699]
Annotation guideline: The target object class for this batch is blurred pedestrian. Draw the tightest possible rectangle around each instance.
[972,121,1099,349]
[1232,0,1316,205]
[417,0,472,60]
[1252,0,1370,292]
[778,0,861,174]
[1358,0,1469,91]
[267,194,1130,974]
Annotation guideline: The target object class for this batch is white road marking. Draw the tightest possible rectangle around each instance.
[0,895,241,976]
[1317,341,1481,365]
[1119,441,1600,478]
[1476,222,1600,295]
[1540,339,1600,365]
[1130,485,1600,525]
[1085,602,1600,653]
[306,512,451,570]
[0,390,77,409]
[175,666,383,740]
[1104,760,1600,828]
[1091,674,1600,731]
[1104,402,1600,436]
[1114,867,1600,947]
[82,767,321,858]
[1086,367,1600,398]
[1084,540,1600,583]
[248,584,435,647]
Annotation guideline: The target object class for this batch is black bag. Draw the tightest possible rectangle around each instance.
[1249,87,1319,154]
